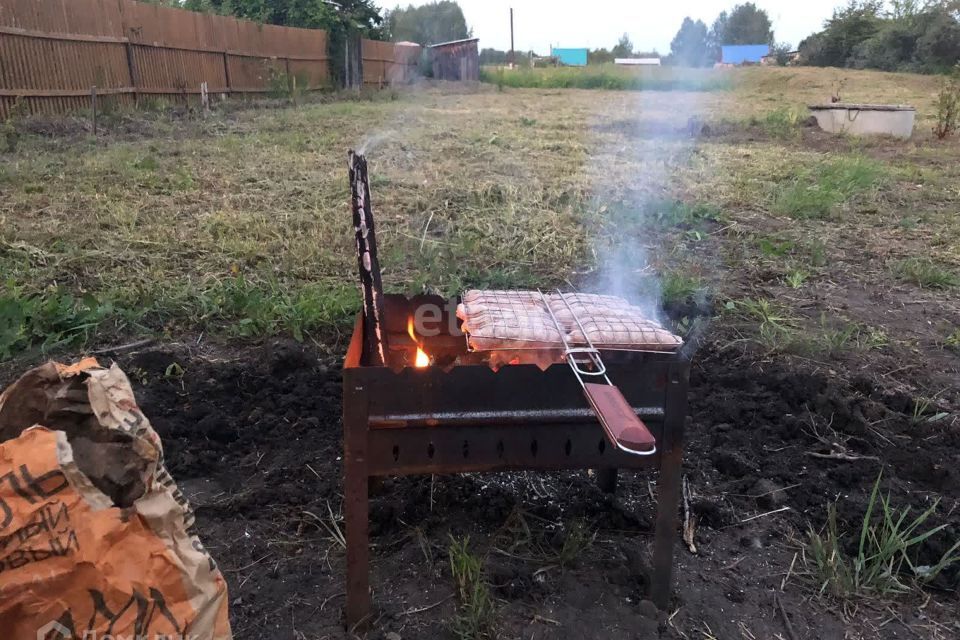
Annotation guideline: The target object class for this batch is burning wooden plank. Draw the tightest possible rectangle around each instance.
[348,150,389,366]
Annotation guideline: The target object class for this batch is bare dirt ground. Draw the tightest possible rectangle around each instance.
[2,67,959,639]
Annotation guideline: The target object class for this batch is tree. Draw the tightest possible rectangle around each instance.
[720,3,774,44]
[670,17,715,66]
[479,48,508,65]
[588,48,615,64]
[183,0,383,36]
[711,11,729,46]
[385,1,470,45]
[612,33,634,58]
[798,0,960,72]
[770,41,794,65]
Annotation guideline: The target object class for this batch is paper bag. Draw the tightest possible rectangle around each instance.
[0,359,231,640]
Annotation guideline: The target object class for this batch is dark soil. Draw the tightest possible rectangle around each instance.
[21,335,946,640]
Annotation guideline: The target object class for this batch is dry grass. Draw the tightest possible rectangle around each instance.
[1,68,959,368]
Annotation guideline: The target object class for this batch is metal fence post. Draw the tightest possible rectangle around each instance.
[222,51,232,95]
[90,86,97,136]
[124,40,139,106]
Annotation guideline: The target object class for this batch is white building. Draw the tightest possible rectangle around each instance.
[614,58,661,66]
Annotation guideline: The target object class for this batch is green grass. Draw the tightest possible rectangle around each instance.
[756,235,796,257]
[752,106,805,138]
[806,472,960,601]
[945,327,960,350]
[1,74,957,370]
[774,155,885,219]
[0,285,120,358]
[480,65,733,92]
[893,258,958,289]
[728,299,888,356]
[783,268,809,289]
[448,535,496,640]
[555,519,595,569]
[0,276,358,357]
[661,271,705,307]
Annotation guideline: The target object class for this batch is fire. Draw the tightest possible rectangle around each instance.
[407,316,430,367]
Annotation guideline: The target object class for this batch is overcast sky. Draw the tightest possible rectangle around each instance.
[449,1,846,55]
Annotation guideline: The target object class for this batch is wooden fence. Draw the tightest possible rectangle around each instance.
[360,39,420,87]
[0,0,421,119]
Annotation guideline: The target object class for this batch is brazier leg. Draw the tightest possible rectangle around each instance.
[596,467,618,494]
[343,384,372,629]
[651,447,683,609]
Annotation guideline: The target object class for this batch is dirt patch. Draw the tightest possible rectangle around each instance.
[4,337,944,639]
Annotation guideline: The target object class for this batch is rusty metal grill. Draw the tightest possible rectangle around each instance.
[341,153,691,629]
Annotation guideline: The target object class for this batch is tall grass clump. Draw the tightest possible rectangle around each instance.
[752,106,805,138]
[806,472,960,601]
[893,257,958,289]
[0,284,120,358]
[774,155,884,219]
[448,535,496,640]
[480,65,732,92]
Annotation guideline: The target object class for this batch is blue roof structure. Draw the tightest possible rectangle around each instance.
[551,47,588,66]
[721,44,770,64]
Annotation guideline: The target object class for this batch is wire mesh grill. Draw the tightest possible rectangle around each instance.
[457,290,683,353]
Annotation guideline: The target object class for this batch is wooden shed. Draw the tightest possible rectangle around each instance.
[428,37,479,81]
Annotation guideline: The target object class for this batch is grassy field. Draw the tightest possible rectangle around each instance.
[1,66,958,391]
[480,63,733,91]
[2,65,959,639]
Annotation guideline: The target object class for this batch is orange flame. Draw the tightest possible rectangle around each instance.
[407,316,430,367]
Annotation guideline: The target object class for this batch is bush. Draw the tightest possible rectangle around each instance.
[933,66,960,139]
[800,2,960,73]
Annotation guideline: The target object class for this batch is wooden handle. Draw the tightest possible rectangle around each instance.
[582,382,656,453]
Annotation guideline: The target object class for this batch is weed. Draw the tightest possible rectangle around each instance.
[932,66,960,139]
[774,155,884,219]
[790,317,888,357]
[806,472,960,600]
[757,236,795,257]
[138,96,170,113]
[652,200,723,228]
[898,216,919,230]
[2,119,17,153]
[784,268,809,289]
[2,97,26,153]
[815,320,860,357]
[858,325,889,350]
[519,116,537,127]
[910,395,949,425]
[944,327,960,351]
[0,285,119,358]
[727,298,799,351]
[163,362,185,380]
[806,239,828,267]
[556,519,595,569]
[733,297,795,333]
[661,271,704,307]
[894,258,958,289]
[448,535,495,640]
[266,67,310,102]
[754,107,804,138]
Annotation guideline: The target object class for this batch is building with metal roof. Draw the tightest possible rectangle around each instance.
[428,38,479,81]
[551,47,588,67]
[720,44,770,65]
